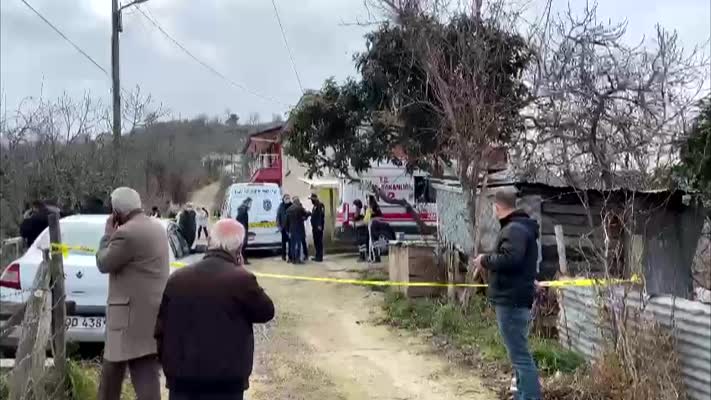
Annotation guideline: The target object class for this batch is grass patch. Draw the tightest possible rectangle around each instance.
[0,370,8,399]
[381,291,584,376]
[0,360,136,400]
[356,267,390,292]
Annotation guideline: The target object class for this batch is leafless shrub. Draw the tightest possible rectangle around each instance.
[545,315,685,400]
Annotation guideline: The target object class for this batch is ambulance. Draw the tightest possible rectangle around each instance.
[335,163,437,240]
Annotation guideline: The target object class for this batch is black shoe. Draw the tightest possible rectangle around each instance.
[312,257,323,262]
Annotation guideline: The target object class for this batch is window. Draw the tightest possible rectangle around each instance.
[34,221,103,253]
[414,176,436,203]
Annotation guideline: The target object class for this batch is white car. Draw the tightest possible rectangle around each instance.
[0,214,201,352]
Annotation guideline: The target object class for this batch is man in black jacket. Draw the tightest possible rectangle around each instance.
[178,203,197,249]
[235,198,252,265]
[284,197,309,264]
[20,201,50,247]
[474,190,541,400]
[276,194,292,261]
[155,219,274,400]
[309,194,325,262]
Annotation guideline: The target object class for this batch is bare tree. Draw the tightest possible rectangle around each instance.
[247,112,261,127]
[524,2,707,189]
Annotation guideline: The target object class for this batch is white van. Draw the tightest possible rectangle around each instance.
[221,182,282,251]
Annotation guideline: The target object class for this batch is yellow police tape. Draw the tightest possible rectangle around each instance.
[50,243,641,288]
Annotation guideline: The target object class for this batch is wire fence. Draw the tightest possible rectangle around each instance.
[1,213,71,400]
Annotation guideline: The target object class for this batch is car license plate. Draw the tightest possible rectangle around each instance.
[65,316,105,329]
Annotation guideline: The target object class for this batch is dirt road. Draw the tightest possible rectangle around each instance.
[189,181,221,212]
[246,255,493,400]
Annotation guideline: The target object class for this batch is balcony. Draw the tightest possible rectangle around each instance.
[249,153,282,185]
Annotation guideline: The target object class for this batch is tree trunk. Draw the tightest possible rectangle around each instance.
[461,168,489,306]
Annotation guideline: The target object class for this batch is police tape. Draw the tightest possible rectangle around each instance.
[49,243,641,288]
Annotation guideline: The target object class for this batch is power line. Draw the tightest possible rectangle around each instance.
[18,0,169,127]
[136,5,288,106]
[270,0,305,94]
[18,0,109,76]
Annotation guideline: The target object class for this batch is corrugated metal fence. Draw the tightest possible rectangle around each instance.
[558,286,711,400]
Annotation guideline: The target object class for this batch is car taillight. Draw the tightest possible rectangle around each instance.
[0,263,21,290]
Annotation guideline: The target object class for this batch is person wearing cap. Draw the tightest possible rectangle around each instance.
[309,194,326,262]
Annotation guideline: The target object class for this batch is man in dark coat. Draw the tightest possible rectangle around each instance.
[474,190,541,399]
[284,197,309,264]
[276,194,292,261]
[155,219,274,400]
[178,203,197,249]
[309,194,325,262]
[20,201,50,247]
[235,198,252,265]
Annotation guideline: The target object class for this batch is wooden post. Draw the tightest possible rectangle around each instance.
[48,213,67,396]
[447,245,459,303]
[554,224,573,349]
[10,260,51,400]
[554,225,568,276]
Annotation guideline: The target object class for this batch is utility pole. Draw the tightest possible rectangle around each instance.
[111,0,149,181]
[111,0,121,178]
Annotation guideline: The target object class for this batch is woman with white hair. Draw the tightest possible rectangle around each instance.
[155,219,274,400]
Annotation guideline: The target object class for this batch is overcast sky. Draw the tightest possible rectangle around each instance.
[1,0,709,122]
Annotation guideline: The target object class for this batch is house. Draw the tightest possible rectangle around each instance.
[242,122,340,243]
[242,124,284,186]
[432,169,706,298]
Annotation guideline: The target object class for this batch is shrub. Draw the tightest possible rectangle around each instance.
[382,291,584,376]
[531,340,585,375]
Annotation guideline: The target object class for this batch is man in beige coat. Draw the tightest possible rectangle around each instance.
[96,187,169,400]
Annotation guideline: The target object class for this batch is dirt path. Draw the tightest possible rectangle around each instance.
[189,181,221,211]
[247,255,493,400]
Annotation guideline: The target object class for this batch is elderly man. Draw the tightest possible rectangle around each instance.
[96,187,169,400]
[155,219,274,400]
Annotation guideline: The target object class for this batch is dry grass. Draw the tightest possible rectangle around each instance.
[543,318,686,400]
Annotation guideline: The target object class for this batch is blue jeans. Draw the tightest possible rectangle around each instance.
[495,305,541,400]
[290,232,304,262]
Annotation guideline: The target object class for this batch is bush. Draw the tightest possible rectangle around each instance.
[0,370,8,399]
[382,291,584,375]
[531,340,585,375]
[67,360,99,400]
